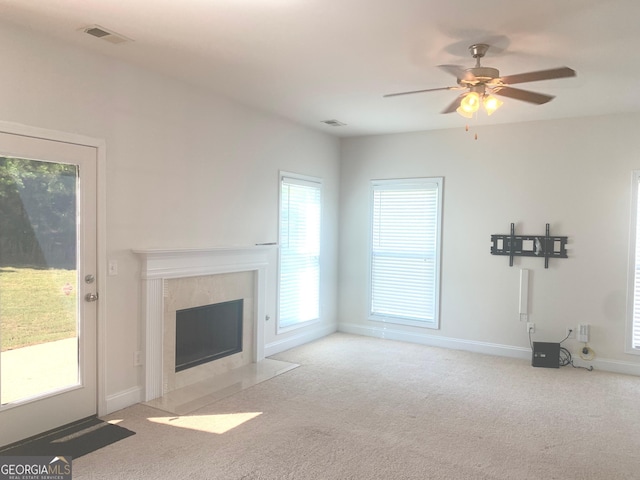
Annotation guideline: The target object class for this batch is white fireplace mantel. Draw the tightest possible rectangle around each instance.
[133,246,274,401]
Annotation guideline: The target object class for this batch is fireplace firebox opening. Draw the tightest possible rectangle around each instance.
[175,299,243,373]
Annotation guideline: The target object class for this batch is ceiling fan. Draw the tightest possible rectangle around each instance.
[384,44,576,118]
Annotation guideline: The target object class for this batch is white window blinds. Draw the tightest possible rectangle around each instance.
[628,172,640,351]
[278,175,321,330]
[370,178,442,328]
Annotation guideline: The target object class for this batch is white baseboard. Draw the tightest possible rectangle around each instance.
[338,322,640,377]
[585,357,640,376]
[265,322,338,357]
[339,322,531,360]
[104,386,143,415]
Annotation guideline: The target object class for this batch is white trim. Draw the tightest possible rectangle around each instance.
[279,170,323,188]
[105,386,143,415]
[277,317,322,334]
[265,322,337,357]
[0,121,105,150]
[96,140,107,416]
[339,322,530,359]
[0,121,108,417]
[625,170,640,355]
[132,246,274,280]
[339,323,640,377]
[133,246,275,402]
[585,357,640,376]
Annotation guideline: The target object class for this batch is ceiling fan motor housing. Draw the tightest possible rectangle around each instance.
[461,67,500,85]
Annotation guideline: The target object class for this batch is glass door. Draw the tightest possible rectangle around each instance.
[0,132,97,447]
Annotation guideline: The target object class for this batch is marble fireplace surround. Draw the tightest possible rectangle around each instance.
[133,247,272,402]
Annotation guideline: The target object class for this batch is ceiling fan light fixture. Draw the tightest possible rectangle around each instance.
[456,92,480,118]
[483,94,503,115]
[460,92,480,112]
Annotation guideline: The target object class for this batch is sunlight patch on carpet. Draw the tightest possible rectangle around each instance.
[147,412,263,434]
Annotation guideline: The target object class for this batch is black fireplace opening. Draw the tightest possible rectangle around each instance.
[175,299,243,373]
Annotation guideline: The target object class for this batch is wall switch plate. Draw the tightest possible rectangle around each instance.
[108,260,118,276]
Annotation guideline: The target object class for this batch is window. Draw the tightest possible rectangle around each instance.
[627,170,640,353]
[369,178,443,328]
[278,173,321,330]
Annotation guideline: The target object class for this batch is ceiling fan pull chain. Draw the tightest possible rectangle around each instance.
[464,124,479,140]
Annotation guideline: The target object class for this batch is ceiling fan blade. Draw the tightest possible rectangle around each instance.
[499,67,576,85]
[383,86,456,98]
[438,64,476,83]
[441,95,463,114]
[492,86,555,104]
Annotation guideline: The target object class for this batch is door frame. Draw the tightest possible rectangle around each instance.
[0,121,107,417]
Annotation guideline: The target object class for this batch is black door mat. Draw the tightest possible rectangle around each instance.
[0,416,135,459]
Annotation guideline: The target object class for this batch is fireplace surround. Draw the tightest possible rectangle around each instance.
[134,247,272,402]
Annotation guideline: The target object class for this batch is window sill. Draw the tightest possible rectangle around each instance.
[368,314,439,330]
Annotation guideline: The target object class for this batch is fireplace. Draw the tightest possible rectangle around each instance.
[134,246,272,402]
[175,299,244,372]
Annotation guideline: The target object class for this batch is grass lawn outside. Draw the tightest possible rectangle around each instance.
[0,267,77,352]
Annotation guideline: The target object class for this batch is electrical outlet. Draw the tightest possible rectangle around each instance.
[527,322,535,334]
[133,351,143,366]
[566,327,575,339]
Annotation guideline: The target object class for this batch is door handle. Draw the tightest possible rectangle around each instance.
[85,292,99,302]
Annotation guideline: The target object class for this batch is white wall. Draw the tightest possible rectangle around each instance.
[339,114,640,373]
[0,21,340,410]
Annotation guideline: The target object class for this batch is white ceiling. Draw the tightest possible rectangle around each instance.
[0,0,638,137]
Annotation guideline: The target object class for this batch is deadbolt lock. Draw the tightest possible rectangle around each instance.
[85,292,99,302]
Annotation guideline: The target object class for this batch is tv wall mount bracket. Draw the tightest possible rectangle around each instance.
[491,223,567,268]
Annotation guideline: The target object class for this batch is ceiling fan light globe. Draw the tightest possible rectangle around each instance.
[483,95,503,115]
[459,92,480,114]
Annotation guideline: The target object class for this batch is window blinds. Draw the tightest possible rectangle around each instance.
[370,179,442,327]
[632,175,640,349]
[278,176,321,329]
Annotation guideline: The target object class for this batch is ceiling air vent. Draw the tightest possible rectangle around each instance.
[81,25,132,45]
[321,119,347,127]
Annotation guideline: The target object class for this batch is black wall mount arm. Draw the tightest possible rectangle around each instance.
[491,223,567,268]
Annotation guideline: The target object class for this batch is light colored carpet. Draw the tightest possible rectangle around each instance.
[75,333,640,479]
